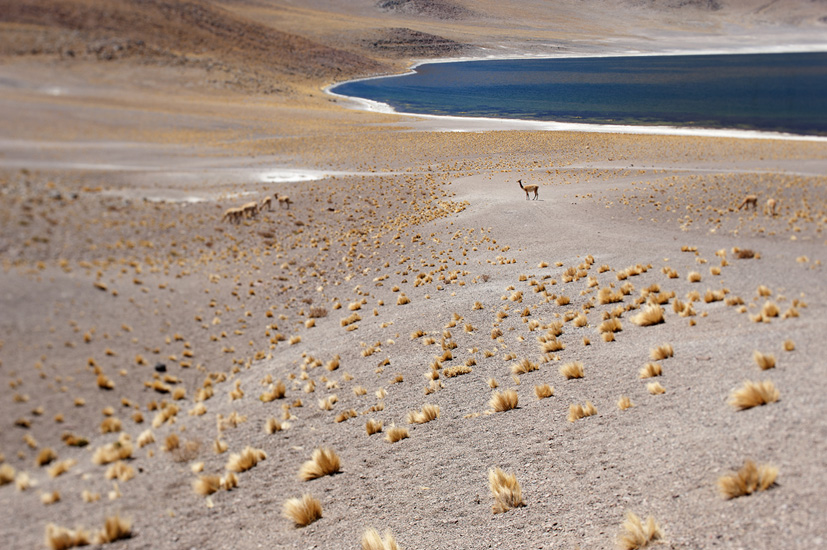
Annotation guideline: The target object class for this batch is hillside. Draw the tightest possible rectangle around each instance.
[0,2,826,550]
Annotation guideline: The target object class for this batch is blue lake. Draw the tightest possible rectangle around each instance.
[331,52,827,136]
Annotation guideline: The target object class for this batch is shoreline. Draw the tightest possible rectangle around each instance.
[326,49,827,142]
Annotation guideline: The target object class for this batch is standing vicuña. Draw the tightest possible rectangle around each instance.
[518,179,538,200]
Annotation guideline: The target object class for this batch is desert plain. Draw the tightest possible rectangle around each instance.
[1,1,826,549]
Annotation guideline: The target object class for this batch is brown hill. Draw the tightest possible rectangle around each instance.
[0,0,387,88]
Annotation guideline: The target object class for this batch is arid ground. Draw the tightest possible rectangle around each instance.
[1,1,826,549]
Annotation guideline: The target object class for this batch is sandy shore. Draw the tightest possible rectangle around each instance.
[1,5,827,548]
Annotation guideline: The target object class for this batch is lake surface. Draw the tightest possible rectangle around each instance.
[331,52,827,136]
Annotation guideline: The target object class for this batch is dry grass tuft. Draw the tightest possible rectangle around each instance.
[687,271,702,283]
[406,404,440,424]
[617,396,634,410]
[649,343,674,360]
[717,459,778,499]
[265,417,284,434]
[489,389,519,412]
[489,467,525,514]
[512,358,538,375]
[137,429,155,448]
[283,494,323,527]
[534,384,554,399]
[48,459,76,478]
[260,380,287,402]
[44,524,90,550]
[639,363,662,379]
[299,448,341,481]
[729,380,779,410]
[630,305,665,326]
[646,382,666,395]
[92,435,133,465]
[567,401,597,422]
[193,474,221,496]
[105,461,135,482]
[540,338,566,353]
[36,447,58,467]
[752,351,776,370]
[385,425,409,443]
[163,433,180,452]
[361,528,400,550]
[335,409,358,423]
[226,446,267,472]
[443,365,473,378]
[41,491,61,505]
[94,514,132,544]
[559,361,584,380]
[761,301,780,318]
[99,417,122,434]
[783,339,795,352]
[0,464,16,486]
[617,511,663,550]
[598,318,622,334]
[366,419,383,435]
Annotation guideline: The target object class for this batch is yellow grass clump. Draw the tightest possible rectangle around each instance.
[193,474,221,496]
[540,338,565,353]
[48,459,76,478]
[385,425,410,443]
[225,446,267,473]
[366,419,383,435]
[44,524,90,550]
[41,491,61,505]
[136,429,155,448]
[647,382,666,395]
[639,363,662,379]
[512,358,539,375]
[559,361,584,380]
[36,447,58,467]
[687,271,702,283]
[299,448,341,481]
[783,339,795,351]
[443,365,473,378]
[361,528,400,550]
[163,433,180,452]
[717,459,778,499]
[0,464,15,485]
[260,380,287,402]
[598,287,624,304]
[617,396,634,410]
[489,467,525,514]
[283,494,323,527]
[649,343,674,360]
[94,514,132,544]
[96,373,115,390]
[99,417,122,434]
[761,301,780,318]
[92,435,133,465]
[617,511,664,550]
[335,409,358,423]
[489,389,519,412]
[598,318,622,334]
[729,380,780,410]
[752,351,776,370]
[406,404,440,424]
[105,461,135,482]
[568,402,597,422]
[535,384,554,399]
[630,305,665,326]
[265,417,284,434]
